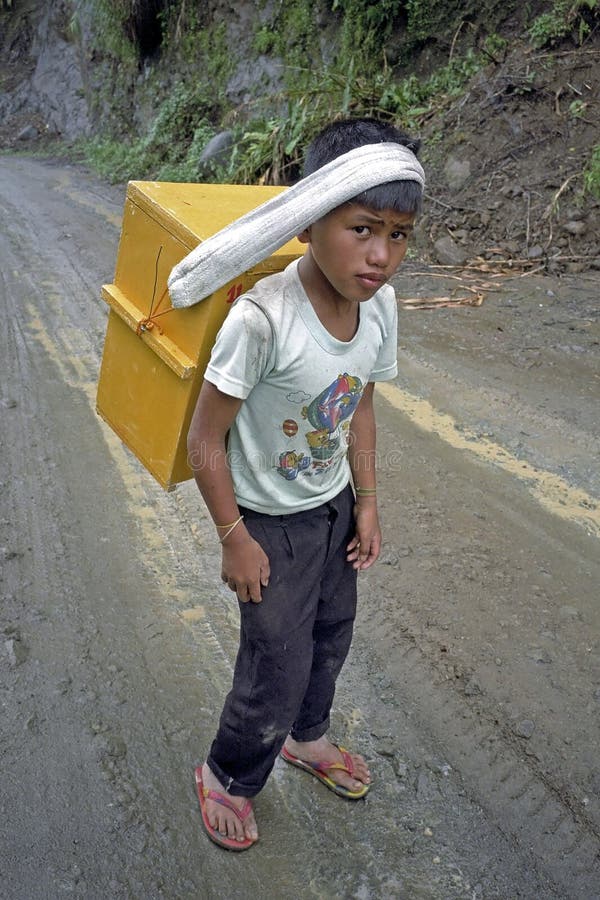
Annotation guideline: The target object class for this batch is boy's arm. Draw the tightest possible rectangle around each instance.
[347,382,381,571]
[187,381,270,603]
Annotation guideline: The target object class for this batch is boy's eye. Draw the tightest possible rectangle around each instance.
[391,230,408,241]
[353,225,371,235]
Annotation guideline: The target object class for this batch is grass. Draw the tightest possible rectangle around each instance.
[583,144,600,198]
[528,0,598,48]
[74,43,486,187]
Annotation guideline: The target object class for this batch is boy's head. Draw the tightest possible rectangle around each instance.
[303,118,423,216]
[296,119,424,304]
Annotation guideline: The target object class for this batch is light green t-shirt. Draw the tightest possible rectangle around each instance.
[204,258,398,514]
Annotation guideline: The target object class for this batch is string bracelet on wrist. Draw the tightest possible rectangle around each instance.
[355,486,377,497]
[215,517,242,529]
[217,515,244,542]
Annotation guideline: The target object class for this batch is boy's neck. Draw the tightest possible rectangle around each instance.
[298,254,359,343]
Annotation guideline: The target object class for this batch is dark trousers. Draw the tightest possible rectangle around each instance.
[207,484,358,797]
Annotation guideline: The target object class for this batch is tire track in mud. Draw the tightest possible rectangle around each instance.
[371,380,600,824]
[378,638,600,897]
[0,250,142,895]
[360,638,600,888]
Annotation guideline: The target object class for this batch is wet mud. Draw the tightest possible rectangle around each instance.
[0,157,599,899]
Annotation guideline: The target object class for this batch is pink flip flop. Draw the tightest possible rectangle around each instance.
[280,744,371,800]
[194,767,257,851]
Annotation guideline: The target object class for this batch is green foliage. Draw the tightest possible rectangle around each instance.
[226,59,369,185]
[332,0,402,62]
[569,98,588,117]
[78,3,233,181]
[252,25,276,55]
[154,119,216,180]
[167,11,232,83]
[225,48,485,185]
[213,0,489,186]
[261,0,320,69]
[528,0,598,48]
[226,74,342,185]
[253,25,277,56]
[79,137,133,181]
[332,0,523,62]
[161,2,202,61]
[380,50,482,126]
[81,84,216,183]
[405,0,475,43]
[137,84,217,179]
[583,144,600,198]
[482,32,509,62]
[229,108,310,186]
[71,0,138,65]
[76,0,598,197]
[405,0,446,42]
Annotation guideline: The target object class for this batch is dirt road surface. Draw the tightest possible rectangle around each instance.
[1,156,599,900]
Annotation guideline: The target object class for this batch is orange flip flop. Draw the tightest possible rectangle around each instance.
[194,767,257,851]
[280,744,371,800]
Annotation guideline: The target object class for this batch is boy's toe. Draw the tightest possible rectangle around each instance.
[244,813,258,842]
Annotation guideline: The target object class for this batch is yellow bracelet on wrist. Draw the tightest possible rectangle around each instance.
[217,515,244,542]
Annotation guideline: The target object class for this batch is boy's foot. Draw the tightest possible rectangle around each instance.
[196,763,258,849]
[282,735,371,799]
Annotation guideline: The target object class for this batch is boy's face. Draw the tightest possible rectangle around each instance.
[298,203,415,304]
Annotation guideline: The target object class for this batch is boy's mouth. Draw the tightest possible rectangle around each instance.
[356,273,386,289]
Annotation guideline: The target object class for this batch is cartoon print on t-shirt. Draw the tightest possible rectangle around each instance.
[276,449,311,480]
[282,418,298,437]
[276,373,363,479]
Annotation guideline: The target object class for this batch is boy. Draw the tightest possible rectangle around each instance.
[187,118,424,850]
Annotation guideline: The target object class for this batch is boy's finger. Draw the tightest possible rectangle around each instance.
[236,583,250,603]
[359,543,380,570]
[260,560,270,586]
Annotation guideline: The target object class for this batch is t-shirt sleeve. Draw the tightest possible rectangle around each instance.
[203,298,275,399]
[369,285,398,382]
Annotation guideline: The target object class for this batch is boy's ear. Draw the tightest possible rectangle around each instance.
[296,226,311,244]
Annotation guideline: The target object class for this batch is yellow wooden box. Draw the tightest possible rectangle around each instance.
[97,181,303,489]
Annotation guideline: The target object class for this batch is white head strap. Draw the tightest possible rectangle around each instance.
[167,142,425,308]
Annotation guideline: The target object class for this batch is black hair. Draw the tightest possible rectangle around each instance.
[303,117,423,215]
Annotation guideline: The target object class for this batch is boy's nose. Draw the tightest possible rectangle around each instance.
[366,238,390,267]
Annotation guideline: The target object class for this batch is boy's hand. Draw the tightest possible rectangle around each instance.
[347,499,381,570]
[221,526,270,603]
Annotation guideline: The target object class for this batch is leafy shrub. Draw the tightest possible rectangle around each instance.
[332,0,403,61]
[81,84,216,183]
[529,0,598,48]
[224,47,485,185]
[583,144,600,198]
[71,0,138,64]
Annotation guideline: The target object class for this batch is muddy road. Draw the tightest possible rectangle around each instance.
[0,156,599,900]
